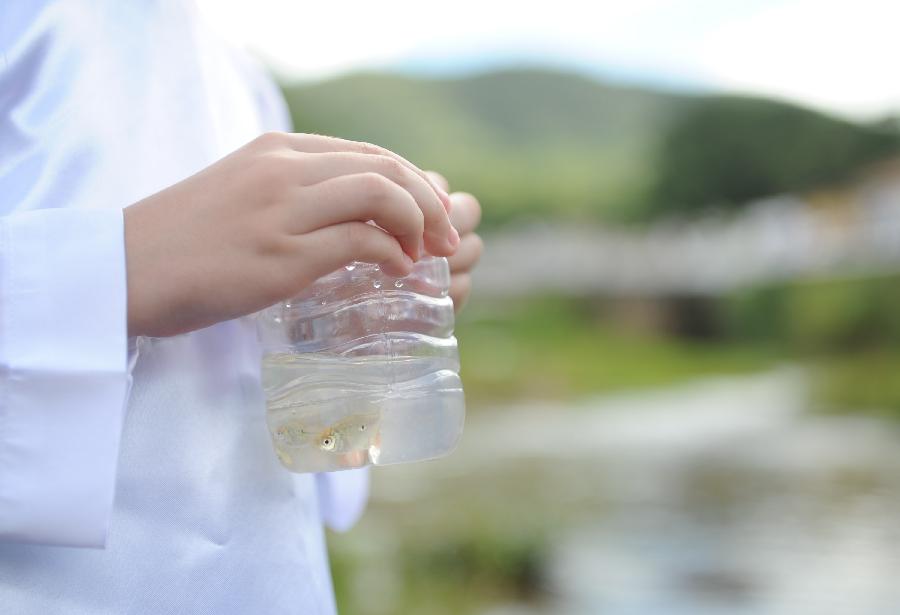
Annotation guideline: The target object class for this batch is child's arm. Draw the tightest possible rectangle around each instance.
[124,132,458,337]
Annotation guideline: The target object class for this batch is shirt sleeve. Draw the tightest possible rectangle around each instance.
[0,207,131,548]
[315,468,371,532]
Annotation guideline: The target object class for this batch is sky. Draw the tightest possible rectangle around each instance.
[197,0,900,120]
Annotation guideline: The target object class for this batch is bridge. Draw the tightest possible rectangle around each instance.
[474,176,900,297]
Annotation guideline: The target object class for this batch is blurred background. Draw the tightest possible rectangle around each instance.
[206,2,900,613]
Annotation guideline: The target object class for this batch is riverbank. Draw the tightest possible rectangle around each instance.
[457,295,900,417]
[456,297,779,403]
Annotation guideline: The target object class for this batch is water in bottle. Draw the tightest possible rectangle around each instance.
[257,257,465,473]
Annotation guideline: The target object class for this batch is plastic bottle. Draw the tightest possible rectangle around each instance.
[256,256,465,473]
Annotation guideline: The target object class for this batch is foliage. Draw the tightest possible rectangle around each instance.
[648,96,900,216]
[327,452,561,615]
[456,296,777,403]
[723,274,900,416]
[812,351,900,418]
[452,281,900,413]
[723,274,900,351]
[398,531,547,609]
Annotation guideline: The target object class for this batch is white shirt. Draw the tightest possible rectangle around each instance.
[0,2,367,613]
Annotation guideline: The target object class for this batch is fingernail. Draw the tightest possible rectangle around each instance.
[448,226,460,248]
[402,252,414,268]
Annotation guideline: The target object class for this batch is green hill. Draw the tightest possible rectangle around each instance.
[649,96,900,216]
[280,68,899,226]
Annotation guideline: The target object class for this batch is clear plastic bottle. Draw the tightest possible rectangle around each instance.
[256,257,465,473]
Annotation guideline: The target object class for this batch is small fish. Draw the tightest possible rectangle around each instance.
[274,411,380,454]
[275,448,293,467]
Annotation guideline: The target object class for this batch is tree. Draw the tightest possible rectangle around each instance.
[649,96,900,215]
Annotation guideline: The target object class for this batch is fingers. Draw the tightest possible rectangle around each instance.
[448,192,482,236]
[424,175,481,312]
[296,173,425,260]
[295,152,457,256]
[447,233,483,274]
[426,170,450,193]
[448,273,472,313]
[285,133,452,212]
[298,221,414,280]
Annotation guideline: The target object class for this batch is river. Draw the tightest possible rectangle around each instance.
[336,368,900,614]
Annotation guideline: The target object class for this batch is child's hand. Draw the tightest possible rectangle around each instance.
[124,132,458,337]
[426,172,483,312]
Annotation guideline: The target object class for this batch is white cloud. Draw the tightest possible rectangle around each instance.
[196,0,900,118]
[196,0,666,76]
[697,0,900,118]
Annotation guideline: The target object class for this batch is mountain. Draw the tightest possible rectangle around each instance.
[280,68,899,227]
